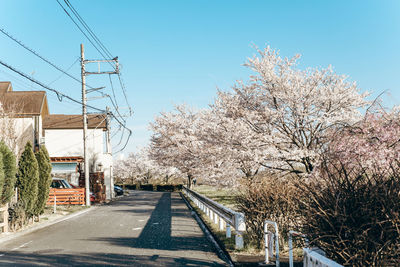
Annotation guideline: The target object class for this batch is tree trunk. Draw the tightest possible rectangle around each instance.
[187,174,193,189]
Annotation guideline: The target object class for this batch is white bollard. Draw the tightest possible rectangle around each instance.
[234,213,246,249]
[235,231,244,249]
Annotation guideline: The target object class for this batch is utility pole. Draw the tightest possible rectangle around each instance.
[106,106,114,198]
[81,44,90,206]
[80,44,119,203]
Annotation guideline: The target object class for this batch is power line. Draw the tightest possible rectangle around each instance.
[55,0,112,63]
[0,27,110,96]
[55,0,133,116]
[64,0,113,59]
[0,58,105,112]
[0,28,86,87]
[0,58,132,152]
[117,73,133,116]
[48,57,80,85]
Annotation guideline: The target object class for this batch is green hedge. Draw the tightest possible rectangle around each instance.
[117,184,183,192]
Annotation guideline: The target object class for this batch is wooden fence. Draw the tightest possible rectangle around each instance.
[47,188,85,205]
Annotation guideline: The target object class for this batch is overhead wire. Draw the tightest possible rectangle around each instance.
[0,58,131,152]
[48,57,80,85]
[55,0,111,63]
[55,0,132,152]
[0,28,85,87]
[0,59,104,112]
[64,0,113,59]
[57,0,133,117]
[1,27,127,123]
[117,73,132,115]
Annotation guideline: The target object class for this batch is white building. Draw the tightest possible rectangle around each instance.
[0,81,49,156]
[0,81,114,200]
[43,114,114,200]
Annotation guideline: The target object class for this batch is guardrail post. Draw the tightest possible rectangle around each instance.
[214,213,218,225]
[219,217,224,231]
[234,212,245,249]
[226,224,231,238]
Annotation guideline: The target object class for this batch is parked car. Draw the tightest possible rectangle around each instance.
[51,177,73,189]
[51,178,95,203]
[114,185,124,196]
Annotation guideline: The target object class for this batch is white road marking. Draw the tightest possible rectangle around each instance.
[11,241,32,251]
[132,227,142,231]
[138,219,145,222]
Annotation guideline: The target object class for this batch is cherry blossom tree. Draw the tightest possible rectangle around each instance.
[325,109,400,174]
[215,46,369,174]
[149,105,204,188]
[195,108,261,180]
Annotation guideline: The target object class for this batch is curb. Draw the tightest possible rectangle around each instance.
[180,192,234,267]
[0,206,95,244]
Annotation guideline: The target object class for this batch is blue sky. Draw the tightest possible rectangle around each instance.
[0,0,399,155]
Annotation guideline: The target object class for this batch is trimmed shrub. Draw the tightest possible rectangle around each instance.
[34,146,52,216]
[140,184,154,191]
[16,142,39,217]
[0,141,16,205]
[117,184,182,192]
[117,184,137,190]
[0,153,5,201]
[156,184,176,191]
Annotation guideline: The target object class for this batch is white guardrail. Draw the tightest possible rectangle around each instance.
[263,221,343,267]
[182,186,246,249]
[303,248,343,267]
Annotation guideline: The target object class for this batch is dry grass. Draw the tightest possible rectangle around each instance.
[193,184,237,209]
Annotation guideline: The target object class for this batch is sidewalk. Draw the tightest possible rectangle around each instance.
[0,205,93,244]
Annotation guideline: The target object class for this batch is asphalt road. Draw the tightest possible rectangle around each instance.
[0,191,227,266]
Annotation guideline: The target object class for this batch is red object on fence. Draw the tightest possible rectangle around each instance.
[47,188,85,205]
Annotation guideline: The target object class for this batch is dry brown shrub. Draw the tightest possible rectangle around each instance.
[235,174,302,249]
[297,158,400,266]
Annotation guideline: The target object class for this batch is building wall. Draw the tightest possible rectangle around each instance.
[14,117,35,155]
[44,129,104,158]
[0,117,36,157]
[45,128,113,200]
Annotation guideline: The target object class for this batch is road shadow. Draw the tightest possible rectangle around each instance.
[0,191,227,266]
[0,251,224,266]
[91,192,215,252]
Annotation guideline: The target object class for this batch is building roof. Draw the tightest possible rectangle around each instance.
[0,81,49,116]
[43,114,107,130]
[0,91,49,116]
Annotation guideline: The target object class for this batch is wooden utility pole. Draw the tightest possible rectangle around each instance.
[81,43,91,206]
